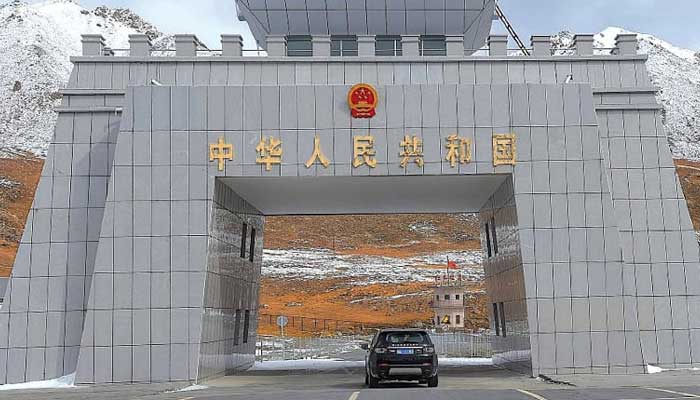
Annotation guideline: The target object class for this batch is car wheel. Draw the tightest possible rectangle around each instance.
[428,375,438,388]
[369,374,380,388]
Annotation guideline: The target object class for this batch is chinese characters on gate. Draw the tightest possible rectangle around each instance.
[208,83,517,171]
[209,132,516,171]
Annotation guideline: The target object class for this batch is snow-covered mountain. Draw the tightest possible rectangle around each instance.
[0,0,171,156]
[553,27,700,160]
[0,1,698,160]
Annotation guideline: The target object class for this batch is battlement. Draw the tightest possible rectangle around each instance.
[80,33,639,59]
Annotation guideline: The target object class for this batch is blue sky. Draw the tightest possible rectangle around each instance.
[27,0,700,50]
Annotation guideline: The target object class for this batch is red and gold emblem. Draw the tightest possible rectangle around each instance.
[348,83,378,119]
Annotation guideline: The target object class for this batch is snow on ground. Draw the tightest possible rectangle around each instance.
[250,357,492,371]
[0,178,19,189]
[177,384,209,392]
[0,372,75,391]
[262,248,483,284]
[646,364,700,374]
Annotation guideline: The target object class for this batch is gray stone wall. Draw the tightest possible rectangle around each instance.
[480,177,531,373]
[0,49,698,384]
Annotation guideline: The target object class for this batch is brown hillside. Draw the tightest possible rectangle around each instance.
[3,158,700,273]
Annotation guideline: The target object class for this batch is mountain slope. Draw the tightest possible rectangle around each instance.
[552,27,700,160]
[0,0,170,156]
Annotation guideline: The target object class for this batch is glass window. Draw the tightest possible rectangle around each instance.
[243,310,251,343]
[493,303,500,336]
[444,294,450,300]
[491,217,499,255]
[240,223,248,258]
[234,309,242,345]
[420,35,447,56]
[286,35,312,57]
[380,331,430,345]
[249,228,256,262]
[499,302,506,337]
[331,35,358,56]
[455,294,460,300]
[455,314,461,324]
[436,295,440,301]
[376,36,402,56]
[485,222,492,258]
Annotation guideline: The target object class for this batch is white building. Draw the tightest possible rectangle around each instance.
[431,273,468,330]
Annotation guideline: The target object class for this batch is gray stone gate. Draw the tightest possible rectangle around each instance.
[1,2,700,385]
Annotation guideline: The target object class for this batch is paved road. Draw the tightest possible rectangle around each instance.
[1,368,699,400]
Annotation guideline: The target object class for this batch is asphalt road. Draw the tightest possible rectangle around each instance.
[1,368,700,400]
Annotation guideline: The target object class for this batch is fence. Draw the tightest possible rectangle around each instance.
[256,332,492,362]
[258,313,383,335]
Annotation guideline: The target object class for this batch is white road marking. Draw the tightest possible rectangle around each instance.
[517,389,549,400]
[347,391,361,400]
[645,387,700,398]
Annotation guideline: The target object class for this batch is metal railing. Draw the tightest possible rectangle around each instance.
[256,332,492,362]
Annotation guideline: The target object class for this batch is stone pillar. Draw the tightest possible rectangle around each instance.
[488,34,508,56]
[402,35,420,57]
[531,35,552,57]
[357,35,375,57]
[129,34,152,57]
[266,35,287,56]
[81,34,106,56]
[574,34,595,56]
[174,34,199,57]
[446,35,465,56]
[312,35,332,57]
[221,34,244,56]
[615,33,638,55]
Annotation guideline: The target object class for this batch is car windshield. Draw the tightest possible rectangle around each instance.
[380,332,430,345]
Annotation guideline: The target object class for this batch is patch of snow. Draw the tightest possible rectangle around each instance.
[250,359,364,371]
[0,178,19,189]
[439,357,493,367]
[262,248,483,284]
[408,222,438,235]
[249,357,492,371]
[646,364,665,374]
[0,372,75,391]
[177,384,208,392]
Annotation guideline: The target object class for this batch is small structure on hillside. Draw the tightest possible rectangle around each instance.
[431,270,468,331]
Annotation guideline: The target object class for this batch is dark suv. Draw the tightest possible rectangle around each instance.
[362,329,438,388]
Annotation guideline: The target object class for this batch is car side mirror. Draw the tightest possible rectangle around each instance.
[360,343,369,351]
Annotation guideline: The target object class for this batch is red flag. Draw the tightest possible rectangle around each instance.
[447,260,459,269]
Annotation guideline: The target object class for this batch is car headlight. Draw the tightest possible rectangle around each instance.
[424,346,435,354]
[374,347,387,354]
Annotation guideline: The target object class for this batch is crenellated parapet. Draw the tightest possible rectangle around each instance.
[79,33,640,59]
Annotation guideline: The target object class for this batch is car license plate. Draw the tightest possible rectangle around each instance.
[397,349,414,355]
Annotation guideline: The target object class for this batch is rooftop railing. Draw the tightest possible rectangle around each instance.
[81,33,638,58]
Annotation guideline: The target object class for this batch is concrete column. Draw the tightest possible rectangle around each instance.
[531,35,552,57]
[221,34,244,56]
[129,34,152,57]
[174,34,199,57]
[488,34,508,56]
[446,35,465,57]
[615,33,638,55]
[402,35,420,57]
[312,35,332,57]
[357,35,375,57]
[81,34,106,56]
[574,34,595,56]
[266,35,287,56]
